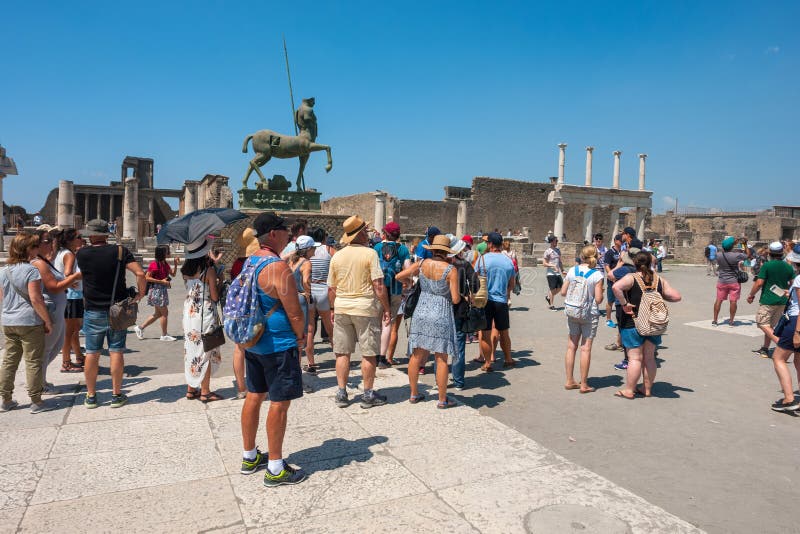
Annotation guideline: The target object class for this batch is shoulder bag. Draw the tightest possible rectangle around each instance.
[200,268,226,352]
[402,260,423,320]
[108,246,139,331]
[721,252,748,284]
[472,255,488,309]
[772,288,795,338]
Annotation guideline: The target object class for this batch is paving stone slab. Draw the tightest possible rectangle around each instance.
[19,476,243,533]
[0,426,58,465]
[30,440,225,505]
[0,461,44,510]
[438,460,702,534]
[0,396,72,431]
[249,491,480,534]
[51,411,213,457]
[0,506,25,534]
[230,453,427,528]
[684,315,761,337]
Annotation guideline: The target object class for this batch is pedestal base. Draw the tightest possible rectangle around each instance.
[238,189,321,212]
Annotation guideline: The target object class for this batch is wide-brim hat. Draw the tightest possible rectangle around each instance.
[423,234,455,254]
[448,239,467,257]
[82,218,109,237]
[237,228,257,251]
[341,215,366,244]
[185,237,213,259]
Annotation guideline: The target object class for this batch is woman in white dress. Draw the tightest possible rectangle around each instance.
[180,238,222,402]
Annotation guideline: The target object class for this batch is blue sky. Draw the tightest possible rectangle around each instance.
[3,1,798,214]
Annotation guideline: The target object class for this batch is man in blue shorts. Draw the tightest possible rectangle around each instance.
[240,213,309,487]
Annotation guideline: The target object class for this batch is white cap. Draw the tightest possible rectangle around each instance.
[769,241,784,253]
[295,235,319,251]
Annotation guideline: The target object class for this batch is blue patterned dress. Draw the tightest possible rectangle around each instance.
[408,261,457,356]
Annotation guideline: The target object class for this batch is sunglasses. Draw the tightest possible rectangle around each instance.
[40,239,52,244]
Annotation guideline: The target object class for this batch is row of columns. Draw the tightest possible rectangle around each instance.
[557,144,647,191]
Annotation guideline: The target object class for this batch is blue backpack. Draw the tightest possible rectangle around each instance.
[379,241,404,296]
[223,256,276,347]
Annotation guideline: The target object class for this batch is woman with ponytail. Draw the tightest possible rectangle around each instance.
[612,251,681,399]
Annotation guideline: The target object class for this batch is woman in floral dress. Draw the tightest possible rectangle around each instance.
[180,239,222,402]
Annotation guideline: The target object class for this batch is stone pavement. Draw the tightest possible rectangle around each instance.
[0,357,702,533]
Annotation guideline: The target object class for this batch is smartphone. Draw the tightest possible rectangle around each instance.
[769,284,785,297]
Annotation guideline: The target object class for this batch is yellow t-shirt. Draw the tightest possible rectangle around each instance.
[327,244,383,317]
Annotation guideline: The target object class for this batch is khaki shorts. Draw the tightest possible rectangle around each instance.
[567,316,599,339]
[333,313,381,357]
[756,304,784,328]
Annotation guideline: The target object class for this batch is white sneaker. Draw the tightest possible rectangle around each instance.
[134,325,144,340]
[160,335,177,341]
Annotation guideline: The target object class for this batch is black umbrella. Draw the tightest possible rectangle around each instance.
[156,208,248,244]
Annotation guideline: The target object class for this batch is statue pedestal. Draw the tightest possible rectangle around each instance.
[238,189,321,212]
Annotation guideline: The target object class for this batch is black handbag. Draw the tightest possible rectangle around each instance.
[460,305,487,333]
[773,288,794,338]
[721,252,748,284]
[403,281,421,319]
[200,269,226,352]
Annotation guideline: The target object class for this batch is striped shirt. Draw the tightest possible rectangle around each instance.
[310,246,332,283]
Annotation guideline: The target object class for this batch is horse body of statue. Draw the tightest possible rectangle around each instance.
[241,97,332,191]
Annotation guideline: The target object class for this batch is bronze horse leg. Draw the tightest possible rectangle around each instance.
[296,155,309,192]
[307,143,333,172]
[243,152,270,187]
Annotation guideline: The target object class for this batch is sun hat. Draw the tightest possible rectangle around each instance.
[422,234,455,254]
[82,218,109,237]
[768,241,784,253]
[253,212,287,237]
[448,239,467,257]
[721,236,735,251]
[295,235,319,251]
[341,215,367,244]
[185,236,213,259]
[237,228,257,252]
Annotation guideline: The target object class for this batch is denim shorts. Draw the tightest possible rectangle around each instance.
[777,315,799,352]
[620,327,661,349]
[83,309,127,353]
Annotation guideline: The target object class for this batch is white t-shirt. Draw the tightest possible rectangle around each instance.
[788,275,800,317]
[564,264,604,315]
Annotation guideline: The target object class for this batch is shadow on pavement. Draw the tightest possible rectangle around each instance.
[457,392,506,409]
[650,381,694,398]
[289,436,389,471]
[586,374,624,390]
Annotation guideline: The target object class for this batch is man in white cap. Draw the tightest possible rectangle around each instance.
[327,215,391,408]
[76,219,146,409]
[747,241,795,357]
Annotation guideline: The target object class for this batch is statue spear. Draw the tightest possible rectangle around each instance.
[283,35,298,135]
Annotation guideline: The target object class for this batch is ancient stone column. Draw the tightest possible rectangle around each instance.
[585,147,594,187]
[557,143,567,185]
[636,208,648,238]
[553,202,565,241]
[612,151,622,189]
[456,200,468,237]
[109,194,115,222]
[96,194,102,221]
[609,207,620,238]
[373,191,387,231]
[148,197,155,226]
[583,206,594,243]
[123,176,139,244]
[57,180,74,228]
[638,154,647,191]
[183,181,198,214]
[83,194,89,221]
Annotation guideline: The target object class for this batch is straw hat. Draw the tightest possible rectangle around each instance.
[422,234,455,254]
[237,228,257,254]
[341,215,366,244]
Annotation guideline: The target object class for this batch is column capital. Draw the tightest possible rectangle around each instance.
[585,146,594,152]
[638,153,647,159]
[557,143,567,149]
[613,150,622,156]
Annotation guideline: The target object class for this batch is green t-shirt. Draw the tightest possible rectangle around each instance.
[476,241,488,255]
[757,259,795,305]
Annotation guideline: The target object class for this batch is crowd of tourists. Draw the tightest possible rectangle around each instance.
[1,211,798,490]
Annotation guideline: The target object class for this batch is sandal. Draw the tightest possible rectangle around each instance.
[200,392,223,403]
[614,390,635,400]
[409,393,425,404]
[437,398,457,409]
[481,364,494,373]
[186,388,199,400]
[60,362,83,373]
[471,357,485,363]
[304,365,318,374]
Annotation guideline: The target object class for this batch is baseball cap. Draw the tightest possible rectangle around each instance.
[487,232,503,246]
[426,226,441,239]
[461,234,474,245]
[383,221,401,235]
[721,236,735,251]
[768,241,784,253]
[253,212,286,237]
[622,227,637,238]
[295,235,319,251]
